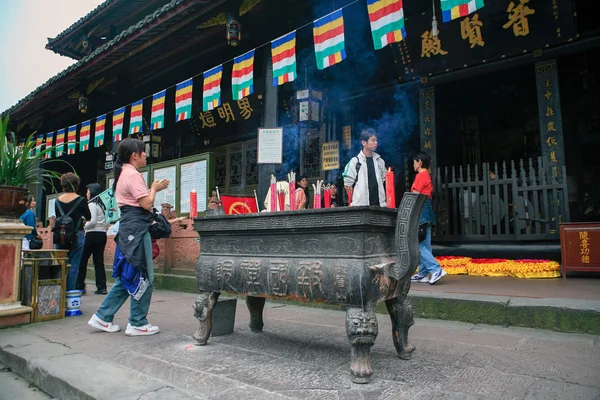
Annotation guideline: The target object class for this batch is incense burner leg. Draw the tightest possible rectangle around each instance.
[193,291,219,345]
[246,296,266,332]
[345,306,379,384]
[385,279,415,360]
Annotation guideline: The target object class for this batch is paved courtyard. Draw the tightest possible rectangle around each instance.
[1,289,599,399]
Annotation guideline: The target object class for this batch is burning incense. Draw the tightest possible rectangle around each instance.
[312,180,323,209]
[288,171,296,211]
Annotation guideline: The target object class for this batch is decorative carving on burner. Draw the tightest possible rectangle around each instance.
[269,261,289,296]
[297,261,323,298]
[241,259,261,293]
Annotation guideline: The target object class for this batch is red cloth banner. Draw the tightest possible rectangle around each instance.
[221,195,259,215]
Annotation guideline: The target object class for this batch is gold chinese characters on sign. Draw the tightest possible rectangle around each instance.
[503,0,535,37]
[579,231,590,264]
[421,30,448,58]
[198,99,254,129]
[461,13,485,48]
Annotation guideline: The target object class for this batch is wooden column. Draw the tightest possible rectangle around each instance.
[419,86,437,174]
[257,47,279,210]
[535,59,566,179]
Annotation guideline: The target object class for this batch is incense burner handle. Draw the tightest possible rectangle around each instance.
[392,192,427,281]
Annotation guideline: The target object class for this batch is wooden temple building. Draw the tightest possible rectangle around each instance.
[2,0,599,259]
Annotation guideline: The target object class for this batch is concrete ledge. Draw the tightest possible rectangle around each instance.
[0,330,203,400]
[87,267,600,335]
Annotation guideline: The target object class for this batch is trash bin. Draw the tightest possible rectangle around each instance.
[21,250,69,322]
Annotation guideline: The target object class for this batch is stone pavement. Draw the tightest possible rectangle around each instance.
[1,289,600,400]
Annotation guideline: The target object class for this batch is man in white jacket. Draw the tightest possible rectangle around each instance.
[343,128,387,207]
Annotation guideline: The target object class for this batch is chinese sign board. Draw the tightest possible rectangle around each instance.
[343,126,352,150]
[396,0,576,78]
[198,95,260,131]
[419,87,436,174]
[560,223,600,277]
[535,59,565,179]
[322,141,340,171]
[257,128,283,164]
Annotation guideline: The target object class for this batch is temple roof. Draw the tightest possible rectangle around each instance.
[45,0,171,60]
[2,0,215,120]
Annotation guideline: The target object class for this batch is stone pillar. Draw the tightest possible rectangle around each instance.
[0,219,33,328]
[257,47,279,209]
[535,59,566,179]
[419,86,437,174]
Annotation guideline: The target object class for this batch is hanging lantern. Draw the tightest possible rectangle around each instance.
[78,95,88,114]
[226,13,241,46]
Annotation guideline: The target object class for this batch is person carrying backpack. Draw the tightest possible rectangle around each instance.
[342,128,387,207]
[75,183,108,295]
[53,173,91,291]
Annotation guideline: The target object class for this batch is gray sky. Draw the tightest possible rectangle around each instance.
[0,0,104,113]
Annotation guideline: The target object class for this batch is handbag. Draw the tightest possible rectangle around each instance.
[149,209,171,240]
[418,223,428,243]
[28,237,44,250]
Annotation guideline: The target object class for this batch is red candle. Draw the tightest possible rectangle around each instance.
[346,187,353,206]
[190,190,197,218]
[385,167,395,208]
[314,193,321,209]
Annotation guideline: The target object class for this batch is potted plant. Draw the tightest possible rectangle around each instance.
[0,115,69,219]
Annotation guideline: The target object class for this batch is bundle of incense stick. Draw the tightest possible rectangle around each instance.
[277,189,286,211]
[270,175,277,212]
[312,180,323,209]
[288,171,296,211]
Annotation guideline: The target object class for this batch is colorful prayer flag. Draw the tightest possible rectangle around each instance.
[313,9,346,70]
[67,125,77,155]
[129,99,144,134]
[113,107,125,141]
[95,114,106,147]
[55,129,65,156]
[271,31,297,86]
[367,0,406,50]
[35,134,43,156]
[45,132,54,159]
[79,120,91,151]
[175,79,193,122]
[441,0,484,22]
[150,90,166,130]
[203,65,223,111]
[232,50,255,101]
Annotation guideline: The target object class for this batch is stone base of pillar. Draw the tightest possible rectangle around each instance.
[0,218,33,328]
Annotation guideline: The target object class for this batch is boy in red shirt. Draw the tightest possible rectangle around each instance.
[410,152,447,284]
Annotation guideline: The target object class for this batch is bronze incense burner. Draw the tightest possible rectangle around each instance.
[192,192,426,383]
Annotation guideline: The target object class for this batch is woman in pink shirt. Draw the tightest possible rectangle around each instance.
[88,139,169,336]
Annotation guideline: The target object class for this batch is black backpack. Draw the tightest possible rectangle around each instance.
[52,197,83,248]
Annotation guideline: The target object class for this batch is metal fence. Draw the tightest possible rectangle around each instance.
[432,158,570,241]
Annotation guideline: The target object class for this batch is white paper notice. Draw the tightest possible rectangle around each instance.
[180,160,208,213]
[153,165,177,210]
[257,128,283,164]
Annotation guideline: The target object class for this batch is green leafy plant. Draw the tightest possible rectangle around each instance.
[0,115,72,189]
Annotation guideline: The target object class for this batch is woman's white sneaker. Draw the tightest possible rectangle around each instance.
[125,323,160,336]
[88,314,120,333]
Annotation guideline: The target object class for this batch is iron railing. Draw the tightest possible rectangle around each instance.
[432,158,570,241]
